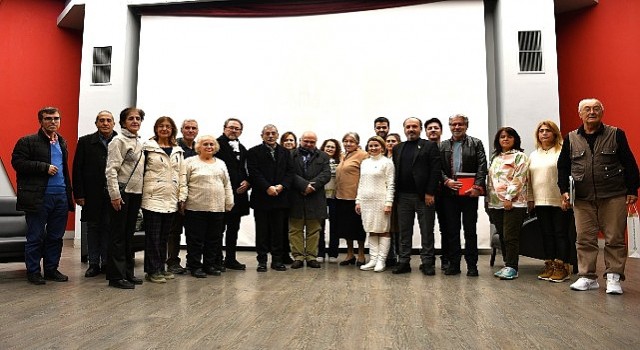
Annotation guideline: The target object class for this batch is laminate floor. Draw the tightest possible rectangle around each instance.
[1,241,639,350]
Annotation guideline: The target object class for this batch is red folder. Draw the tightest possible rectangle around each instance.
[456,172,476,196]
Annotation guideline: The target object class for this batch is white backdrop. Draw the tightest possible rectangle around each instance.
[136,1,492,249]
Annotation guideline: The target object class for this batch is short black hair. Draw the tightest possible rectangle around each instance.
[424,118,442,129]
[38,107,59,121]
[374,117,390,126]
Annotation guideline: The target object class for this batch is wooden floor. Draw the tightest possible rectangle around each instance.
[1,241,639,350]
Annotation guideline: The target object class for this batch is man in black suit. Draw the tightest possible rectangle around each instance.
[216,118,251,270]
[73,110,117,277]
[247,124,294,272]
[391,117,441,275]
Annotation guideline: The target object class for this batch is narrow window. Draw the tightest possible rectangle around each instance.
[518,31,542,72]
[92,46,112,84]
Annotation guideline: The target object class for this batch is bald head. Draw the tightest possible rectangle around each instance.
[300,131,318,151]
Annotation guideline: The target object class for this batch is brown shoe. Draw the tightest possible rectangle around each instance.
[549,259,570,283]
[537,260,554,281]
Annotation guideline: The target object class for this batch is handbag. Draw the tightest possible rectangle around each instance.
[627,204,640,258]
[118,147,143,193]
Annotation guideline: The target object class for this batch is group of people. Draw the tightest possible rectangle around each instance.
[11,97,638,295]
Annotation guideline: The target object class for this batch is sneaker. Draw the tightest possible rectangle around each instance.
[316,257,324,263]
[606,273,623,295]
[499,267,518,280]
[44,269,69,282]
[570,277,599,291]
[494,267,508,278]
[145,273,167,283]
[537,260,554,280]
[161,271,175,280]
[167,264,186,275]
[549,259,570,283]
[328,257,338,263]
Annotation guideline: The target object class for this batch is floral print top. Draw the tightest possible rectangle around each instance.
[487,149,529,209]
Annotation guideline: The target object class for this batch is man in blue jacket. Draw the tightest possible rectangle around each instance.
[12,107,74,285]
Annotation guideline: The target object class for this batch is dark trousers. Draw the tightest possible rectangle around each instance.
[536,205,569,262]
[86,195,111,267]
[397,193,436,265]
[223,212,242,261]
[254,208,286,264]
[143,210,174,274]
[489,207,527,270]
[441,195,479,268]
[166,211,184,266]
[24,193,69,274]
[318,198,339,258]
[435,195,448,264]
[184,210,224,269]
[107,192,142,281]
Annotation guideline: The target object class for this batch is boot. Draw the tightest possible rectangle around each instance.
[360,236,379,271]
[375,237,391,272]
[537,260,554,281]
[549,259,570,283]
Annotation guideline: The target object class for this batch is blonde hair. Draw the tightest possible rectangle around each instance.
[534,120,562,151]
[194,135,219,155]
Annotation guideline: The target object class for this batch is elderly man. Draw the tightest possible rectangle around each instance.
[247,124,294,272]
[391,117,441,274]
[438,114,487,277]
[166,119,198,274]
[558,98,639,294]
[73,110,117,277]
[216,118,251,270]
[12,107,74,285]
[288,131,331,269]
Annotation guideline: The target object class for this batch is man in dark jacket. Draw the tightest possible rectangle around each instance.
[391,117,441,275]
[11,107,74,285]
[247,124,294,272]
[216,118,251,270]
[288,131,331,269]
[73,110,117,277]
[438,114,487,277]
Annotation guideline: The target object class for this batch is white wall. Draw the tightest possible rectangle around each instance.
[492,0,560,153]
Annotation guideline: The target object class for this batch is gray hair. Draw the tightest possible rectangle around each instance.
[181,119,198,128]
[342,131,360,145]
[449,114,469,126]
[261,124,278,134]
[578,98,604,112]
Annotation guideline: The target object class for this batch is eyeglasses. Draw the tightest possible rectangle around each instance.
[226,126,242,131]
[581,106,602,113]
[43,116,60,122]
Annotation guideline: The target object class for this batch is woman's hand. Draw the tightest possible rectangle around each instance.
[355,203,361,215]
[384,205,392,214]
[111,198,123,211]
[503,199,513,211]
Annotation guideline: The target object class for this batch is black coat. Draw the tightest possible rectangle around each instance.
[72,131,116,221]
[289,148,331,220]
[392,138,441,198]
[216,134,250,216]
[247,143,294,210]
[11,129,74,213]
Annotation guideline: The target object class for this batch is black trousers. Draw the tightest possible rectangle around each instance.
[106,192,142,281]
[184,210,224,269]
[441,195,479,267]
[536,205,569,262]
[223,212,243,261]
[254,208,286,264]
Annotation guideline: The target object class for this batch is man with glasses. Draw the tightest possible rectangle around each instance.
[12,107,74,285]
[216,118,251,270]
[166,119,199,274]
[558,98,639,294]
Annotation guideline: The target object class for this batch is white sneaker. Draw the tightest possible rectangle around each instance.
[316,257,324,263]
[606,273,623,295]
[570,277,600,291]
[328,257,338,263]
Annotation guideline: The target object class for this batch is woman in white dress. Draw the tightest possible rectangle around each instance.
[356,136,395,272]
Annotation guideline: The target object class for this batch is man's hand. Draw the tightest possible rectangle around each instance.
[237,180,250,194]
[75,198,85,206]
[47,165,58,176]
[627,195,638,205]
[424,194,435,206]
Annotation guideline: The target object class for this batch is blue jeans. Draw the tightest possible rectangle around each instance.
[24,193,69,274]
[396,193,435,265]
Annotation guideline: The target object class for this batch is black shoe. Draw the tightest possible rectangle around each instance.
[270,263,287,271]
[44,269,69,282]
[282,255,295,264]
[467,266,479,277]
[257,263,268,272]
[392,263,412,274]
[27,273,46,285]
[203,266,222,276]
[224,259,247,271]
[167,264,187,275]
[191,268,207,278]
[386,258,397,267]
[419,264,436,276]
[307,260,321,268]
[441,261,450,271]
[339,257,356,266]
[214,264,227,273]
[444,266,461,275]
[127,275,144,285]
[356,259,366,267]
[109,279,135,289]
[85,264,101,277]
[291,260,304,269]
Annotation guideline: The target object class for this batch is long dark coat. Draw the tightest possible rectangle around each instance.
[216,134,250,216]
[247,143,294,210]
[289,148,331,220]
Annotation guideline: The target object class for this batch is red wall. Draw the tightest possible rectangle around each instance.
[0,0,82,229]
[556,1,640,158]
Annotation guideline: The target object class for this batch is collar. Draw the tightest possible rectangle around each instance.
[577,123,605,137]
